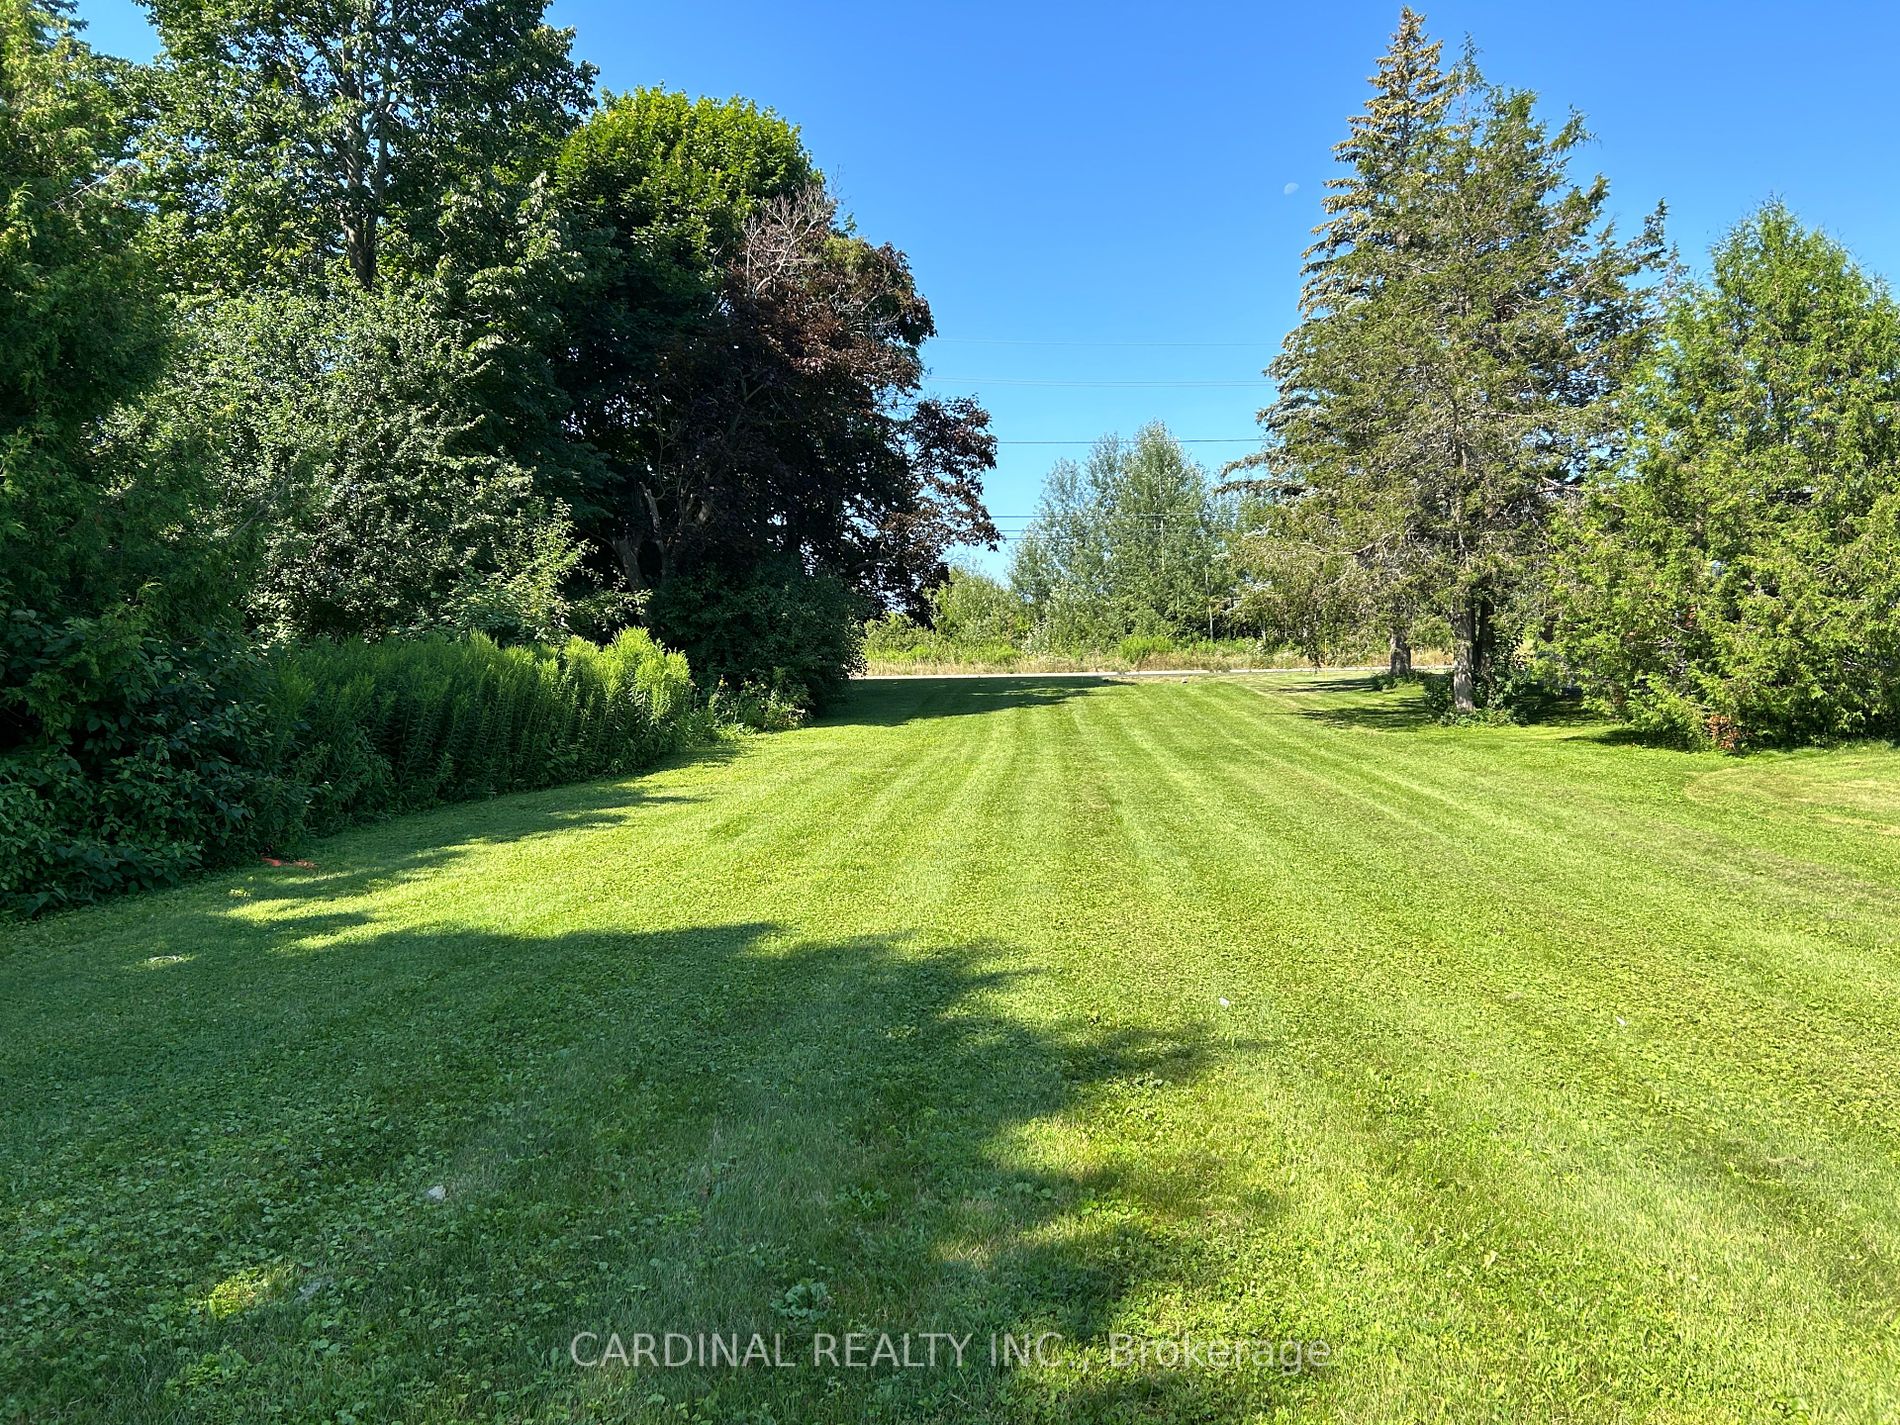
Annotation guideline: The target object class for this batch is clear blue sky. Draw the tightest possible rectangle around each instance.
[78,0,1900,574]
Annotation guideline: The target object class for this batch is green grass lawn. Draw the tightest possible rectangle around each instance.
[5,674,1900,1423]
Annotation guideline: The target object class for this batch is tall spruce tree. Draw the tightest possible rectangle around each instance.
[1254,13,1662,710]
[1301,7,1449,314]
[1233,9,1449,677]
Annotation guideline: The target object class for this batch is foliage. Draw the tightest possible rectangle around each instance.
[0,0,285,915]
[0,628,300,916]
[0,0,219,644]
[645,555,865,712]
[931,566,1027,645]
[1550,206,1900,749]
[280,629,698,835]
[1229,499,1372,668]
[153,282,607,643]
[1116,632,1177,666]
[138,0,593,293]
[1249,13,1664,713]
[1011,424,1233,649]
[549,91,996,684]
[4,626,703,916]
[703,677,810,733]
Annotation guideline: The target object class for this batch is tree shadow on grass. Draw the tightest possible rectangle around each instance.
[830,677,1109,728]
[1273,674,1442,734]
[0,902,1328,1423]
[142,740,748,928]
[1290,681,1637,743]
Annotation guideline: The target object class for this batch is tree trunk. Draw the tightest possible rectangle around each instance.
[1388,624,1413,679]
[344,214,377,290]
[611,532,646,593]
[1451,601,1478,714]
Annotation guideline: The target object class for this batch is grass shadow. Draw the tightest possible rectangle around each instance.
[0,896,1319,1422]
[91,739,750,929]
[1277,674,1441,733]
[829,676,1110,728]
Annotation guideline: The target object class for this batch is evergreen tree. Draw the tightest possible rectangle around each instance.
[1253,13,1662,710]
[1551,205,1900,748]
[1238,9,1451,677]
[1300,6,1449,314]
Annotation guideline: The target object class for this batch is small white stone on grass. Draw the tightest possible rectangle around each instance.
[1218,997,1231,1008]
[425,1184,447,1202]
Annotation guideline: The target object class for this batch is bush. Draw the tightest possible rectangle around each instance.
[1,620,303,917]
[1117,632,1176,666]
[2,629,705,918]
[279,630,699,835]
[647,557,864,711]
[705,679,809,733]
[1417,665,1538,726]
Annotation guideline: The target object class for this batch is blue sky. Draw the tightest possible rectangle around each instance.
[79,1,1900,574]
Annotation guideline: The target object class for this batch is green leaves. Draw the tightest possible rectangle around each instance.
[1011,424,1233,649]
[1552,205,1900,747]
[139,0,593,295]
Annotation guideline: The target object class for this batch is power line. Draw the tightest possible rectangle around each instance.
[932,337,1268,349]
[933,377,1269,388]
[997,437,1258,445]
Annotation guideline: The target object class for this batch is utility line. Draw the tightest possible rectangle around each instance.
[997,437,1258,445]
[931,337,1267,348]
[934,377,1268,388]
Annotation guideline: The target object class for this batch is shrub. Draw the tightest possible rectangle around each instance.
[3,629,705,918]
[1117,632,1176,666]
[647,557,864,711]
[279,630,699,835]
[706,679,810,733]
[1,620,303,917]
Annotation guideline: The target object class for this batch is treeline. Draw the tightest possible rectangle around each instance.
[890,11,1900,749]
[1,0,994,912]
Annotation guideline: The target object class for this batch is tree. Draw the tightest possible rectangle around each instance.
[932,567,1027,646]
[1012,424,1231,647]
[1,0,178,630]
[1,0,227,682]
[1550,206,1900,748]
[155,284,606,643]
[138,0,593,293]
[1231,8,1448,676]
[1228,493,1372,668]
[549,91,996,699]
[1300,6,1450,316]
[1252,14,1662,710]
[2,1,293,911]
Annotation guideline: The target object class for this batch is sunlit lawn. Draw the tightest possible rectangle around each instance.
[5,673,1899,1422]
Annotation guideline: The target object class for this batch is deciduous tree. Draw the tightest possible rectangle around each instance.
[550,91,996,696]
[139,0,592,293]
[1012,424,1231,647]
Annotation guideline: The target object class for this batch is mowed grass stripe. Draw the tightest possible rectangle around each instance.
[1064,687,1892,1413]
[1191,681,1900,1129]
[1146,679,1900,1211]
[4,674,1900,1422]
